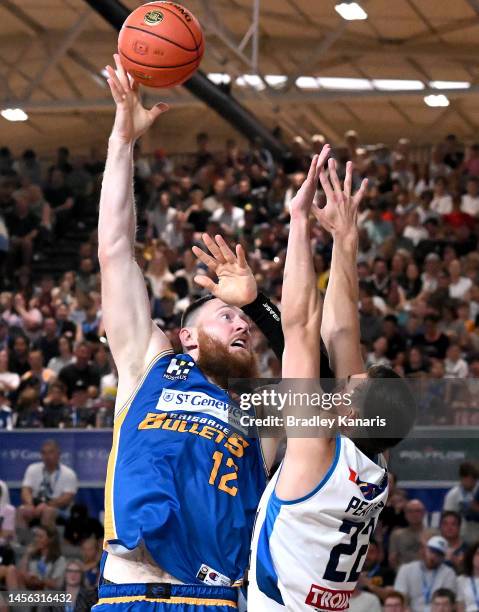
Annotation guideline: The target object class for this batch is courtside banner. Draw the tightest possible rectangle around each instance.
[0,429,112,484]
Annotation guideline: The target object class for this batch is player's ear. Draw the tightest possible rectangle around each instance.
[179,327,198,351]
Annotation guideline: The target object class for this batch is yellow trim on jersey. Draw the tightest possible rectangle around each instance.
[104,348,173,543]
[115,349,174,420]
[95,595,237,608]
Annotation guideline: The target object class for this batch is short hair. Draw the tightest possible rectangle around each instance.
[41,439,60,453]
[431,588,455,604]
[180,295,215,328]
[384,591,406,606]
[353,365,416,456]
[459,461,478,479]
[440,510,461,527]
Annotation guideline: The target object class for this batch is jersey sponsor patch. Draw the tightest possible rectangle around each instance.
[155,388,247,432]
[163,357,194,381]
[196,563,232,587]
[305,585,351,611]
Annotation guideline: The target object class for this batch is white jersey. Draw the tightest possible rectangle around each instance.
[248,435,389,612]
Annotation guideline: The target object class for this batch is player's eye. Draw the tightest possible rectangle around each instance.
[221,313,232,321]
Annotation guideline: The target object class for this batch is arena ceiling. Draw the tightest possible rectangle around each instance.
[1,0,479,154]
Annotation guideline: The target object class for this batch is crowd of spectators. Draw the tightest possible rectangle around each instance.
[1,445,479,610]
[0,132,479,429]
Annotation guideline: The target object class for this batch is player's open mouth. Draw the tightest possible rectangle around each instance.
[231,339,247,348]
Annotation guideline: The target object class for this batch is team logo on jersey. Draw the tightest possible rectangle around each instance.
[348,467,388,501]
[163,358,194,381]
[305,585,351,611]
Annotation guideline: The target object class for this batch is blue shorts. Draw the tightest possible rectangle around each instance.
[93,583,238,611]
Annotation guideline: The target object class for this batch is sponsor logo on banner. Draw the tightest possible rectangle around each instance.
[305,585,351,611]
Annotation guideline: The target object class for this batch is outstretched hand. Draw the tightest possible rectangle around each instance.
[192,234,258,308]
[289,144,331,218]
[106,54,169,143]
[312,159,368,237]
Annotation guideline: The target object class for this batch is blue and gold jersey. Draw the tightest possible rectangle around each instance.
[104,352,266,587]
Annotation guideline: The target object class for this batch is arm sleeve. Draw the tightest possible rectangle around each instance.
[241,292,284,360]
[22,465,36,489]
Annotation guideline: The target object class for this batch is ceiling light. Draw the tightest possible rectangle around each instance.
[335,2,368,20]
[235,74,265,90]
[429,80,470,90]
[1,108,28,122]
[424,94,450,107]
[265,75,287,88]
[318,77,373,90]
[296,76,319,89]
[373,79,424,91]
[208,73,232,85]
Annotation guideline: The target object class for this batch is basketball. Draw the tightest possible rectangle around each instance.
[118,2,204,88]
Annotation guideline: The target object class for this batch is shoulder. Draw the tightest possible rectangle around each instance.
[25,462,42,475]
[59,463,77,477]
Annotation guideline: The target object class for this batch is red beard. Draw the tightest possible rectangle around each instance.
[196,328,259,389]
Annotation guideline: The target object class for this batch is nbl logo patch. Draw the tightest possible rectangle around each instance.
[163,358,194,381]
[305,585,351,611]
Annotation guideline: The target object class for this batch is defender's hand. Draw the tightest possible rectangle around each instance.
[289,144,331,218]
[106,54,169,143]
[313,159,368,238]
[192,234,257,307]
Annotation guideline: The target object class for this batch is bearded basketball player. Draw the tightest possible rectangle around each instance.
[94,54,331,612]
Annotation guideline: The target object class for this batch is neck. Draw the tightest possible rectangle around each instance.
[45,464,58,473]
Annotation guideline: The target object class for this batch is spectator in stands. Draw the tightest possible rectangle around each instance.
[440,511,467,574]
[348,585,382,612]
[443,462,479,544]
[19,439,78,528]
[449,260,473,301]
[394,535,457,612]
[43,381,69,428]
[43,169,74,236]
[389,499,435,569]
[0,353,17,399]
[58,341,100,398]
[15,525,66,590]
[0,485,15,544]
[80,536,101,589]
[8,334,30,376]
[5,190,39,269]
[0,386,13,429]
[20,349,55,399]
[431,177,453,215]
[48,335,74,375]
[358,538,395,602]
[457,541,479,612]
[62,559,86,609]
[383,591,408,611]
[444,345,469,379]
[431,588,457,612]
[35,317,59,364]
[211,192,245,236]
[414,314,450,360]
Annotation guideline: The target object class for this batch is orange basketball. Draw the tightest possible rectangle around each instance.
[118,2,204,88]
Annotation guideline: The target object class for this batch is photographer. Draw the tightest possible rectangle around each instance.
[18,440,78,529]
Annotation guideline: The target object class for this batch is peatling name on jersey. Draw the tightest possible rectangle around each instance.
[345,495,385,518]
[306,585,351,612]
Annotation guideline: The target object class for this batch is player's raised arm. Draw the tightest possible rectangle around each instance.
[275,147,333,500]
[98,55,171,400]
[314,160,368,378]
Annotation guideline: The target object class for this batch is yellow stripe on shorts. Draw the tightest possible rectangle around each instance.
[95,595,237,607]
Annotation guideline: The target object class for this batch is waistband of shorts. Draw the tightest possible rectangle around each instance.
[98,582,238,604]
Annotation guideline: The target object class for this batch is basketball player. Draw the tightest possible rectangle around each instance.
[248,158,416,611]
[94,54,330,611]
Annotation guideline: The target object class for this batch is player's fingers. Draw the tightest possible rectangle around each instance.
[328,158,342,197]
[201,233,226,263]
[193,275,217,293]
[352,178,369,208]
[344,161,353,198]
[150,102,170,120]
[316,145,331,180]
[318,167,334,201]
[191,246,218,270]
[106,65,125,97]
[215,234,236,264]
[107,79,124,105]
[236,244,248,268]
[113,53,130,90]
